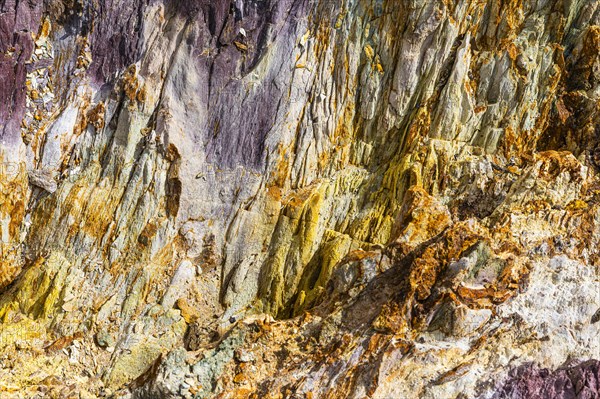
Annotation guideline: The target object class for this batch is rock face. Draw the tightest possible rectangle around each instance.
[0,0,598,397]
[495,360,600,399]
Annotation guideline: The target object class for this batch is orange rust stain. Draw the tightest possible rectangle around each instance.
[410,246,442,301]
[536,151,582,182]
[0,167,29,289]
[88,102,106,130]
[269,143,291,189]
[267,185,282,201]
[507,42,519,61]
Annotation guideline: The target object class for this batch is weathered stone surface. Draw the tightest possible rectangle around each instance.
[496,360,600,399]
[0,0,598,397]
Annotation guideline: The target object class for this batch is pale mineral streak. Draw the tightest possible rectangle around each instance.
[0,0,599,398]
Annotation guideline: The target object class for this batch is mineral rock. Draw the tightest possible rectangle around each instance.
[0,0,598,398]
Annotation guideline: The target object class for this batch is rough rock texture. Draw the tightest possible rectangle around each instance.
[0,0,599,398]
[495,360,600,399]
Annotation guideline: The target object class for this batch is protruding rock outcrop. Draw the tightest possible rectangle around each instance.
[0,0,598,397]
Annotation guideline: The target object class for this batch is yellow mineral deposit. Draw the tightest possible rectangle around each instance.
[0,0,598,397]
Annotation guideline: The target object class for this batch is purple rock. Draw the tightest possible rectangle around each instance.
[496,360,600,399]
[0,0,42,148]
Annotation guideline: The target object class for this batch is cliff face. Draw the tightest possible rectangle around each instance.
[0,0,599,397]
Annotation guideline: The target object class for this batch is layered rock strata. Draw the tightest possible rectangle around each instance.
[0,0,598,398]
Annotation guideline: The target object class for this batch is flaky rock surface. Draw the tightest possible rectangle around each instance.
[0,0,599,398]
